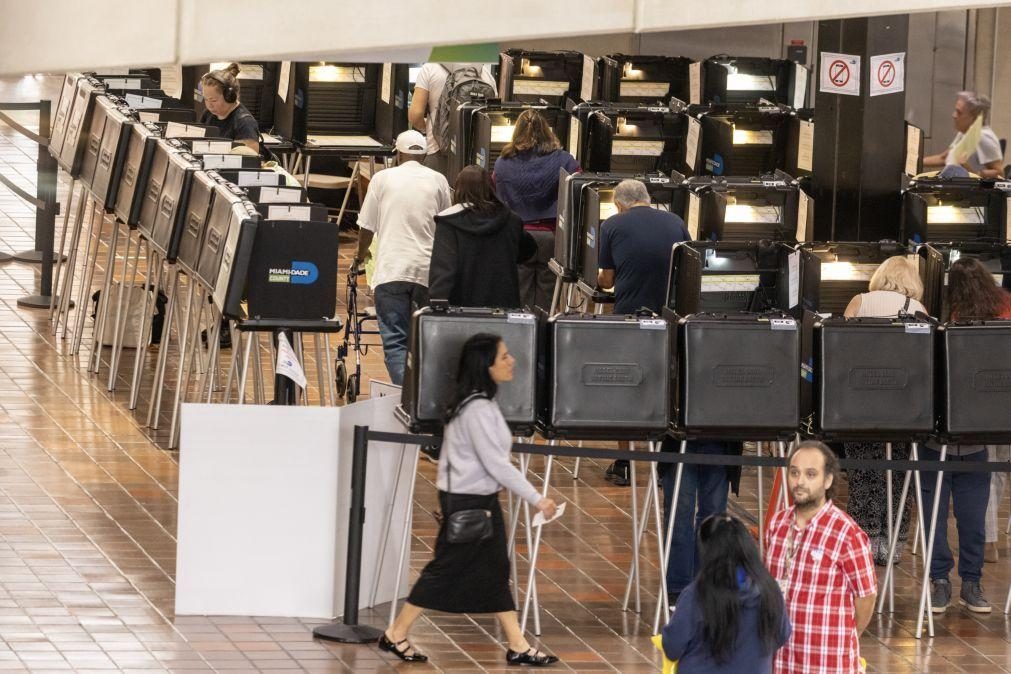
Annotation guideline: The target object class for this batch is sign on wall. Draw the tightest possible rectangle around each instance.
[819,52,861,96]
[869,52,905,97]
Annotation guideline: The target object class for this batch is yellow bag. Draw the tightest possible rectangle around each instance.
[951,114,983,166]
[650,634,677,674]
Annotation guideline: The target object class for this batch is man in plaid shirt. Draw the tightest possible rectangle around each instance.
[765,441,877,674]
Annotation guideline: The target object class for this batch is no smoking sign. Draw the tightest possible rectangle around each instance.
[870,52,905,97]
[820,52,861,96]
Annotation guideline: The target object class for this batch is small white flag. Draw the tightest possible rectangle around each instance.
[275,332,307,389]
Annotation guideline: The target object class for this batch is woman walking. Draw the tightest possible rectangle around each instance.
[380,334,560,666]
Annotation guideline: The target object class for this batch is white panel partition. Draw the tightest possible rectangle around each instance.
[176,395,413,618]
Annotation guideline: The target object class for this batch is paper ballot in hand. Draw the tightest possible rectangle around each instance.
[532,501,566,527]
[275,332,307,389]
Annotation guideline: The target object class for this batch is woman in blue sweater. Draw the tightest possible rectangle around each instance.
[492,110,578,312]
[662,514,791,673]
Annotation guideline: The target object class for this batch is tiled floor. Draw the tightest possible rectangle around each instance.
[1,74,1011,672]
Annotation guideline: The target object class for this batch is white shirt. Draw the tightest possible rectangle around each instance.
[855,290,926,318]
[414,62,498,154]
[357,160,451,288]
[944,126,1003,172]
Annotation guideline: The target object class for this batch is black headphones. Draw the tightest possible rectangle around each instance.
[204,70,237,103]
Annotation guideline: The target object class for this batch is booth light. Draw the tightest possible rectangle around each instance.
[308,65,365,83]
[599,199,619,221]
[926,205,985,225]
[820,261,877,281]
[521,58,543,77]
[724,203,781,224]
[949,249,962,263]
[726,73,777,91]
[732,128,775,145]
[622,62,644,79]
[490,124,515,144]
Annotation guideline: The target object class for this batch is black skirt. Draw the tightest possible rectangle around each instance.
[407,491,515,613]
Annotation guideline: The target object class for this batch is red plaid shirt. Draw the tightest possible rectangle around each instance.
[764,501,876,674]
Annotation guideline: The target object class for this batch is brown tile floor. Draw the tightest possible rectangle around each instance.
[1,74,1011,672]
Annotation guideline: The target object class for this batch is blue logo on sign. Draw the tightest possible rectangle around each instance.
[706,153,725,175]
[290,261,318,285]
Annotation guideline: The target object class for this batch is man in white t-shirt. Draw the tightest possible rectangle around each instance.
[409,62,497,175]
[924,91,1004,179]
[355,130,451,385]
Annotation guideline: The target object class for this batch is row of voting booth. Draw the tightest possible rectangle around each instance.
[398,248,1011,443]
[47,71,345,450]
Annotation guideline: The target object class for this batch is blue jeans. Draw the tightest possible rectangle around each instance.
[373,281,429,386]
[661,440,730,595]
[919,447,989,582]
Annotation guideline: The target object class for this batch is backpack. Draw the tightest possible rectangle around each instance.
[435,64,496,152]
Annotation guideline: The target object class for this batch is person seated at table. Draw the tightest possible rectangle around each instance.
[199,63,260,154]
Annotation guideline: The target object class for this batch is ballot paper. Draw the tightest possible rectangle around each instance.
[532,501,566,527]
[125,94,162,109]
[797,120,814,172]
[685,117,701,172]
[277,62,291,103]
[689,62,701,104]
[275,332,306,389]
[381,63,392,104]
[165,122,207,139]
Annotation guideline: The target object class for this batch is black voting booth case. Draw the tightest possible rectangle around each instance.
[800,241,909,315]
[939,322,1011,442]
[687,105,794,178]
[57,76,105,177]
[399,305,539,435]
[553,170,685,285]
[598,55,693,105]
[573,103,688,174]
[176,170,217,276]
[273,62,409,146]
[499,50,594,106]
[684,172,800,243]
[114,121,163,226]
[667,241,817,317]
[50,73,83,162]
[918,242,1011,320]
[540,313,671,440]
[84,96,135,208]
[901,176,1010,243]
[701,56,809,108]
[676,313,801,439]
[815,317,936,439]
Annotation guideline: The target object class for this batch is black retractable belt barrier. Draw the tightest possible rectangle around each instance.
[541,311,670,440]
[676,312,800,440]
[399,303,539,435]
[314,425,384,644]
[815,315,936,441]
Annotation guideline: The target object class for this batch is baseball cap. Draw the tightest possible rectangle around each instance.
[395,130,427,155]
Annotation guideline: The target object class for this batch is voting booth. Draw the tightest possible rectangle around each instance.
[917,241,1011,320]
[901,176,1010,244]
[684,172,801,243]
[598,54,693,105]
[701,55,808,108]
[82,95,135,208]
[667,240,816,316]
[274,62,408,149]
[574,103,688,174]
[399,304,539,435]
[800,241,910,315]
[540,312,671,440]
[553,170,685,287]
[938,321,1011,442]
[499,49,594,106]
[687,104,794,177]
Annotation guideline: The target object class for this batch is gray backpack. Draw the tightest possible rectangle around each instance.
[435,64,496,152]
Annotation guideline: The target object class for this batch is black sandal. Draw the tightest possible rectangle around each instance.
[506,647,559,666]
[378,633,428,662]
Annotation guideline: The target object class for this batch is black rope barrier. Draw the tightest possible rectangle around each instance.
[365,430,1011,474]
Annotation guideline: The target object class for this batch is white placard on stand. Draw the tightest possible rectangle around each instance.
[176,395,412,618]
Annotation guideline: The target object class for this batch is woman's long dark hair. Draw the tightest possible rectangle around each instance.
[453,165,504,214]
[446,333,501,421]
[694,514,785,664]
[949,257,1010,320]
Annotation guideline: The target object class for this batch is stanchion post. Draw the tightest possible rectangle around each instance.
[314,425,383,643]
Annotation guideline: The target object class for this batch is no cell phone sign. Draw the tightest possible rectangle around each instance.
[870,52,905,97]
[820,52,861,96]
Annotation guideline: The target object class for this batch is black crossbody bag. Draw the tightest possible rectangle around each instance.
[443,392,494,544]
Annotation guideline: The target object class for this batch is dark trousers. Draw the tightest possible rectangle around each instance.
[373,281,429,386]
[660,440,730,595]
[517,229,555,313]
[919,447,989,582]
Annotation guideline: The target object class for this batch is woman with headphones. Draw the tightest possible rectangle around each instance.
[199,63,260,153]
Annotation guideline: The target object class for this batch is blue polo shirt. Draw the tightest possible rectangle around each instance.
[597,205,691,314]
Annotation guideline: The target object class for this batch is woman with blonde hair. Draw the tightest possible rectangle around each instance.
[492,109,578,312]
[842,256,928,565]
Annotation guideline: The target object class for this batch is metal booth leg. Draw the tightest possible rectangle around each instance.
[878,462,913,614]
[57,192,92,339]
[69,199,102,350]
[168,280,202,448]
[521,450,554,635]
[128,242,159,410]
[50,179,78,321]
[147,265,180,428]
[659,440,689,611]
[916,444,947,639]
[624,445,656,611]
[109,230,141,390]
[89,219,124,372]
